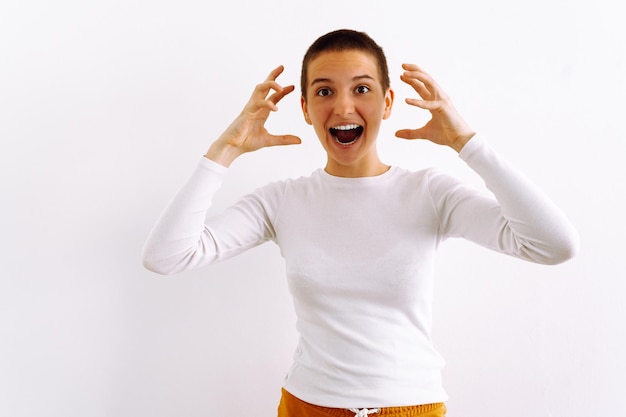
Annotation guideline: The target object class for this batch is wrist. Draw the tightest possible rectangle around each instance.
[450,131,476,153]
[204,140,243,167]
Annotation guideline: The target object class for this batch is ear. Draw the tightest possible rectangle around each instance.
[301,96,312,125]
[382,88,394,120]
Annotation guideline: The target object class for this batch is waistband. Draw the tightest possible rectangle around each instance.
[279,388,446,417]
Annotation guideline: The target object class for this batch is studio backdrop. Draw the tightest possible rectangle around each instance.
[1,1,624,416]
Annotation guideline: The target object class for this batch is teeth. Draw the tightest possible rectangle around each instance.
[332,124,360,130]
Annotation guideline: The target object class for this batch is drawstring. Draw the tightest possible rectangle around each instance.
[349,408,380,417]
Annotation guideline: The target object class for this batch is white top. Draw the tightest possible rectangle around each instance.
[142,135,579,408]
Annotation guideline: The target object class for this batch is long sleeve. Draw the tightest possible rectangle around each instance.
[140,135,580,407]
[142,157,276,275]
[430,135,579,264]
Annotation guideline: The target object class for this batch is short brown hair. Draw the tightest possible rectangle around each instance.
[300,29,390,101]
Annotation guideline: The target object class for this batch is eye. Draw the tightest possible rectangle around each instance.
[316,88,332,97]
[355,85,370,94]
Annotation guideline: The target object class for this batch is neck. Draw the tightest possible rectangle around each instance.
[324,160,390,178]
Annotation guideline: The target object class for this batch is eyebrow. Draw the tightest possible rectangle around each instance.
[310,74,375,86]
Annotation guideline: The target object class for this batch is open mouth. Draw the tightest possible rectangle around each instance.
[330,124,364,146]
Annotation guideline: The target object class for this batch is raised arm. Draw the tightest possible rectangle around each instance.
[396,63,579,264]
[142,66,299,274]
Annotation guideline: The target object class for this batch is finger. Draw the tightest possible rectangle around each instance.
[250,81,291,112]
[266,65,286,82]
[255,80,293,99]
[259,85,295,113]
[395,128,426,140]
[404,97,440,111]
[266,134,302,147]
[402,63,425,72]
[254,80,285,97]
[400,73,431,99]
[401,63,448,100]
[267,84,295,106]
[402,63,433,84]
[402,71,439,99]
[251,98,279,113]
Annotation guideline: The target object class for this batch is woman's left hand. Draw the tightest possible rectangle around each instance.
[395,63,475,152]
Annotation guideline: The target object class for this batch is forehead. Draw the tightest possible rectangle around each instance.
[307,50,380,84]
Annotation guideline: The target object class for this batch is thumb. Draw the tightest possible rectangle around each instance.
[395,128,427,140]
[268,134,302,147]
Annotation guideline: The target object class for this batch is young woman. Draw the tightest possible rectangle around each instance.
[143,29,579,417]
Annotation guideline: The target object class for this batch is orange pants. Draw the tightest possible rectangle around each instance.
[277,388,447,417]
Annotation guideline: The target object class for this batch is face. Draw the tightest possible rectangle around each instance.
[301,50,394,177]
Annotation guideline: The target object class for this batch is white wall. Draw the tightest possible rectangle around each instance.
[1,1,624,416]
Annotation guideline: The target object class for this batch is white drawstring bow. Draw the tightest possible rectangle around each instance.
[349,408,380,417]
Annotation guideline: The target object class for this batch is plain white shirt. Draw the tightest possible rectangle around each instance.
[143,135,579,408]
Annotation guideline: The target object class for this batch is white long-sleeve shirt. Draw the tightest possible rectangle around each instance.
[142,135,579,408]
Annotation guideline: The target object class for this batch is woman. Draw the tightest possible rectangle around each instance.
[143,29,579,417]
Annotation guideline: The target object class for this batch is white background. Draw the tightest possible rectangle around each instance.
[1,1,624,416]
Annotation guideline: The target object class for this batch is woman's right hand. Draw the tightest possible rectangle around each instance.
[204,65,301,167]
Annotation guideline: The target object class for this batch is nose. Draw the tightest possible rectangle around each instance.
[333,91,355,116]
